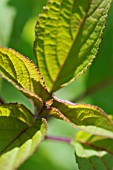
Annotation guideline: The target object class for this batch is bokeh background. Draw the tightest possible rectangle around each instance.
[0,0,113,169]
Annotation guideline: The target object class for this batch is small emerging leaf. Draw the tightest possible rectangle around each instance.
[34,0,112,92]
[0,103,47,170]
[0,47,51,109]
[75,130,113,154]
[72,142,113,170]
[49,97,113,136]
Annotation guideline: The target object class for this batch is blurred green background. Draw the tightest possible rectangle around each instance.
[0,0,113,169]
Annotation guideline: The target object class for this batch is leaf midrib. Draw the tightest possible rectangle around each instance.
[50,0,93,92]
[0,126,29,155]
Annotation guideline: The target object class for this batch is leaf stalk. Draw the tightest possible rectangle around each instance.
[45,135,72,144]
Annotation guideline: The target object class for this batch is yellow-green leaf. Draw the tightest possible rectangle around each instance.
[74,130,113,154]
[0,47,51,109]
[34,0,112,92]
[0,103,47,170]
[72,142,113,170]
[49,97,113,136]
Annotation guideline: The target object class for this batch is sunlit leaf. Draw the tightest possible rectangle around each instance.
[82,4,113,114]
[0,47,51,109]
[34,0,112,92]
[74,130,113,154]
[72,142,113,170]
[0,103,47,170]
[48,97,113,137]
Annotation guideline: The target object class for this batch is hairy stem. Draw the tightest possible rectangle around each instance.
[45,135,72,144]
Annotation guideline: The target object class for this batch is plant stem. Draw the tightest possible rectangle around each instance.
[45,135,72,144]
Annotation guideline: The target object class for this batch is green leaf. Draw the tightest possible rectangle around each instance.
[75,130,113,154]
[34,0,112,92]
[49,97,113,136]
[0,103,47,170]
[82,3,113,114]
[0,47,51,109]
[72,142,113,170]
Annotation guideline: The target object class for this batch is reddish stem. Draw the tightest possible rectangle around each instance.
[45,135,72,144]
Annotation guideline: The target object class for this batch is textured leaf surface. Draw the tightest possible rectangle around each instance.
[83,3,113,114]
[49,97,113,136]
[34,0,112,92]
[0,48,51,108]
[0,103,47,170]
[72,142,113,170]
[75,130,113,154]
